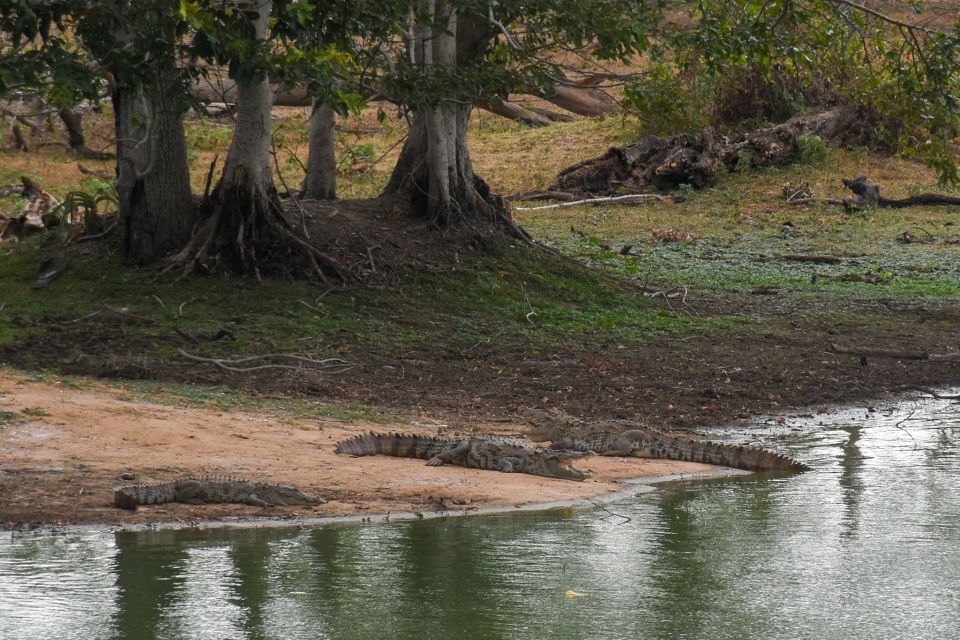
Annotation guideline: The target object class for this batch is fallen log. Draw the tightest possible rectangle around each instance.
[547,105,872,197]
[477,98,552,127]
[533,83,618,118]
[191,77,603,126]
[841,176,960,209]
[513,194,666,211]
[530,106,575,123]
[829,343,960,362]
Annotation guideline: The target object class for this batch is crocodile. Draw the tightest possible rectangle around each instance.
[113,475,322,510]
[520,408,810,473]
[334,432,593,481]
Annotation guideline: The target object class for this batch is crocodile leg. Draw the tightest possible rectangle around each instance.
[427,440,471,466]
[242,494,270,507]
[173,479,205,503]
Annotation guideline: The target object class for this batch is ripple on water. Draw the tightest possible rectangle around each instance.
[0,534,118,640]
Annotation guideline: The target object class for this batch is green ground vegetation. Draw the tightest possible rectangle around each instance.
[0,233,731,357]
[2,108,959,408]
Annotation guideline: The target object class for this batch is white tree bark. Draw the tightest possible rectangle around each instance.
[170,0,279,274]
[302,100,337,199]
[220,0,273,192]
[170,0,344,277]
[384,4,522,232]
[418,0,448,216]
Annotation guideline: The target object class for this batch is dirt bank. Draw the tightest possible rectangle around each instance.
[0,369,714,529]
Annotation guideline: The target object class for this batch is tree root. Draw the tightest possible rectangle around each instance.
[790,176,960,211]
[840,176,960,210]
[164,181,346,282]
[176,348,361,374]
[893,385,960,400]
[73,146,115,161]
[507,190,579,202]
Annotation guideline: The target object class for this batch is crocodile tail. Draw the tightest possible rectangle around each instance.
[333,432,451,460]
[650,435,810,473]
[727,443,811,472]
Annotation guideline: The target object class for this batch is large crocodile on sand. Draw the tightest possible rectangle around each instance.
[334,433,593,481]
[113,475,322,510]
[521,408,810,473]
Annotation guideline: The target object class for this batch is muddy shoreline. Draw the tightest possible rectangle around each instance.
[0,365,952,532]
[6,469,747,536]
[0,369,736,531]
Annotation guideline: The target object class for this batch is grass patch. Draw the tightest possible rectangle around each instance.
[512,141,960,306]
[0,233,732,378]
[548,232,960,302]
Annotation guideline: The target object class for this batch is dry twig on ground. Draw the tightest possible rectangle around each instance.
[176,348,361,374]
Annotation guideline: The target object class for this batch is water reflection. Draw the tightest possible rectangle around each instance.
[112,533,186,639]
[837,425,865,538]
[2,395,959,640]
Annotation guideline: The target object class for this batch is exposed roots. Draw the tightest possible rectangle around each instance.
[398,173,533,246]
[164,178,345,281]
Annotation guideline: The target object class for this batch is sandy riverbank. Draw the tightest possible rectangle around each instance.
[0,370,718,530]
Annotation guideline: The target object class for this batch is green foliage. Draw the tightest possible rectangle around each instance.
[796,134,830,166]
[623,62,709,135]
[0,2,102,106]
[383,0,660,112]
[0,411,19,427]
[55,184,117,218]
[648,0,960,183]
[185,124,235,151]
[0,234,727,372]
[338,140,376,170]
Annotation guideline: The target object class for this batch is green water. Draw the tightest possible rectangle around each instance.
[2,397,959,639]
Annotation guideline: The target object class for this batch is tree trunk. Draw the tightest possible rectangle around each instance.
[59,107,85,150]
[184,0,277,274]
[59,107,114,160]
[169,0,341,279]
[10,122,27,151]
[384,2,514,229]
[113,73,195,265]
[301,100,337,199]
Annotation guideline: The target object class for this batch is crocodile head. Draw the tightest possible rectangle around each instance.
[521,424,560,443]
[528,449,593,481]
[257,483,321,506]
[518,407,583,443]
